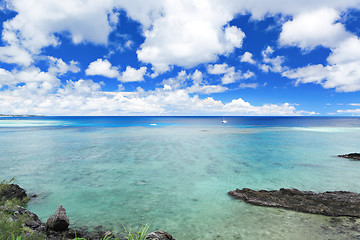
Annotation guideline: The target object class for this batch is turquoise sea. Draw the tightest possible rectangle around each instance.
[1,116,360,239]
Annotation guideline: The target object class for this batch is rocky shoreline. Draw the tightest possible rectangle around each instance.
[228,188,360,217]
[0,182,175,240]
[5,181,360,239]
[338,153,360,161]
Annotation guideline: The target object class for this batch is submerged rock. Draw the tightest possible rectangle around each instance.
[338,153,360,161]
[228,188,360,217]
[46,204,70,231]
[146,230,175,240]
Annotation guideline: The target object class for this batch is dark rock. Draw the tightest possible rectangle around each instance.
[228,188,360,217]
[1,203,118,240]
[146,230,175,240]
[18,206,45,231]
[30,193,38,198]
[0,183,27,202]
[338,153,360,161]
[46,204,70,231]
[1,202,44,231]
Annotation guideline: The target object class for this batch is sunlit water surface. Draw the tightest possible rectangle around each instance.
[1,117,360,239]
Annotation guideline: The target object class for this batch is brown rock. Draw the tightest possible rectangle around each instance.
[0,183,27,202]
[146,230,175,240]
[46,204,70,231]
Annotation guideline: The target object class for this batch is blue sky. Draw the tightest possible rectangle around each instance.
[0,0,360,116]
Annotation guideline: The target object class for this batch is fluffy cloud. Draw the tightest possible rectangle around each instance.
[327,36,360,64]
[85,59,119,78]
[3,0,360,73]
[279,8,351,50]
[230,0,360,20]
[207,63,230,75]
[48,57,80,75]
[0,67,60,98]
[0,45,33,66]
[118,66,147,82]
[136,0,245,73]
[85,60,147,83]
[4,0,116,52]
[282,34,360,92]
[160,70,228,94]
[58,79,103,97]
[276,5,360,92]
[2,0,360,116]
[282,64,329,85]
[337,109,360,115]
[260,46,286,73]
[223,100,314,116]
[187,70,228,94]
[118,1,360,75]
[208,63,255,84]
[0,0,119,66]
[0,65,313,116]
[283,61,360,92]
[240,52,256,64]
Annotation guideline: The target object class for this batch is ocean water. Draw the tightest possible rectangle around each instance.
[1,116,360,239]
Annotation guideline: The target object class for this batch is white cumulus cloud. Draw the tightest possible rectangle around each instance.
[279,8,351,50]
[136,0,245,73]
[85,59,120,78]
[240,52,256,64]
[282,34,360,92]
[208,63,255,84]
[118,66,147,82]
[48,57,80,75]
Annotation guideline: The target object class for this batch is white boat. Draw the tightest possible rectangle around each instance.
[221,117,227,123]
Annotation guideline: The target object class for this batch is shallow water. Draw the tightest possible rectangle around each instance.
[1,117,360,239]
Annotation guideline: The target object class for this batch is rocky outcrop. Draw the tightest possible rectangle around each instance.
[0,183,27,202]
[146,230,175,240]
[338,153,360,160]
[46,204,70,231]
[0,202,45,232]
[1,182,176,240]
[228,188,360,217]
[1,202,113,240]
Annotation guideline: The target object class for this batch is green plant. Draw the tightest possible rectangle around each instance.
[0,211,23,240]
[0,178,45,240]
[123,224,150,240]
[72,229,86,240]
[0,177,16,186]
[101,232,116,240]
[0,211,45,240]
[71,231,118,240]
[0,178,29,206]
[9,234,22,240]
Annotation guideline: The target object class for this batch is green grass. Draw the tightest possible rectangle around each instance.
[0,201,45,240]
[9,235,22,240]
[0,178,29,206]
[0,178,45,240]
[71,224,151,240]
[123,224,150,240]
[72,231,120,240]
